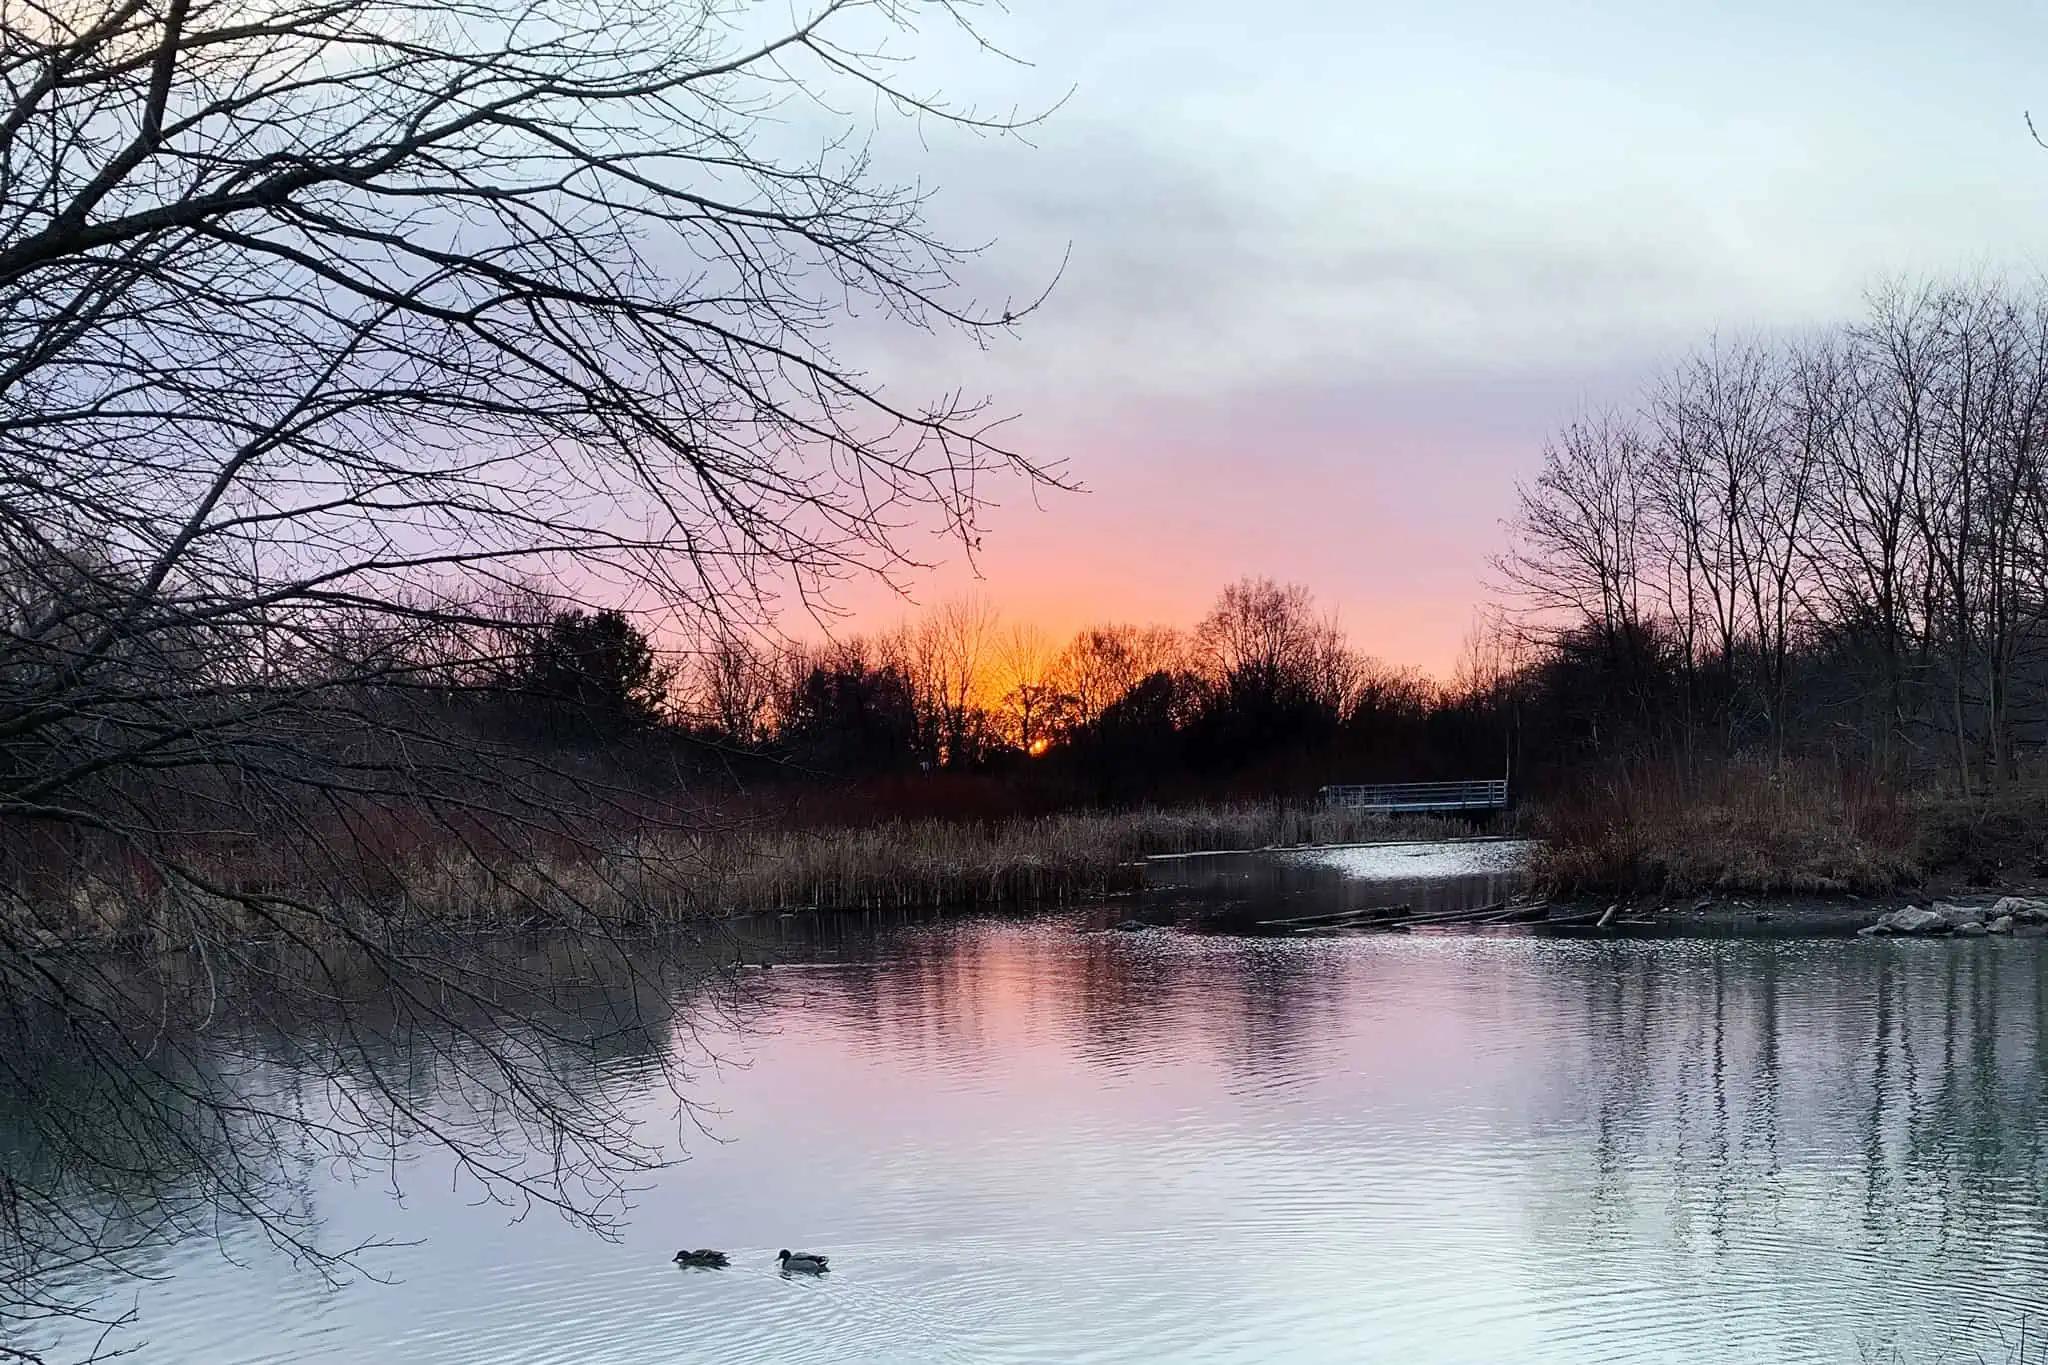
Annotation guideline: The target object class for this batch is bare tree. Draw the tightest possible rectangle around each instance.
[1193,578,1323,694]
[1808,301,1927,775]
[693,633,775,746]
[894,596,1000,766]
[1056,622,1183,726]
[1497,416,1647,650]
[992,620,1062,752]
[0,0,1058,1352]
[1497,277,2048,792]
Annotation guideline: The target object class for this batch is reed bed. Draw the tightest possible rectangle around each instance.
[9,802,1502,946]
[1531,760,1924,896]
[401,801,1496,923]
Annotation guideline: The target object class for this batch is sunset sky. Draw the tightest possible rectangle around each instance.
[821,0,2048,675]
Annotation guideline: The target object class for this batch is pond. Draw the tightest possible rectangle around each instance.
[15,844,2048,1363]
[1139,838,1533,928]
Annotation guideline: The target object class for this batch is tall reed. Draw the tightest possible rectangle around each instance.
[398,801,1496,923]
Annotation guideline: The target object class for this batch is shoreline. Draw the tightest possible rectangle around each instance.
[1142,833,1528,862]
[13,804,1519,949]
[34,809,2048,949]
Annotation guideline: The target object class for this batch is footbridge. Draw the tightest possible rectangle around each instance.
[1317,778,1510,814]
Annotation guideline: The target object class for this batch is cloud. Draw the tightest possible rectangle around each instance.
[864,122,1797,414]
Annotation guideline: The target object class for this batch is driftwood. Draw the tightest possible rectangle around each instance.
[1483,902,1553,924]
[1329,900,1512,933]
[1263,899,1641,937]
[1391,901,1509,927]
[1259,904,1407,929]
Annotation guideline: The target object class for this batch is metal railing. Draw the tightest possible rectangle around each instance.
[1318,778,1510,813]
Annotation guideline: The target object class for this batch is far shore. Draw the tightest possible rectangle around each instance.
[23,802,1519,951]
[39,783,2048,951]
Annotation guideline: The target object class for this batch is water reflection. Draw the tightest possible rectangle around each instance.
[1141,840,1531,928]
[19,924,2048,1364]
[0,935,748,1363]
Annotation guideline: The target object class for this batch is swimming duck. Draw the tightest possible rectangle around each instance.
[777,1249,829,1273]
[673,1249,730,1268]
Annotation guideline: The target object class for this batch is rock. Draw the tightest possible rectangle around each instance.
[1992,896,2048,924]
[1754,910,1777,923]
[1857,924,1891,937]
[1989,915,2017,935]
[1885,906,1949,935]
[1933,901,1986,926]
[1955,922,1990,938]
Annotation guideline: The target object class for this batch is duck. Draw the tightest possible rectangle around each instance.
[673,1249,730,1268]
[776,1249,829,1274]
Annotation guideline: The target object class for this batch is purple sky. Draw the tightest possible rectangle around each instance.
[820,0,2048,674]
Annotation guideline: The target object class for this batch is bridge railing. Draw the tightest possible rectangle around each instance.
[1318,778,1509,812]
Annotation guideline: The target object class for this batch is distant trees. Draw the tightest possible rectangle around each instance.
[775,646,922,776]
[1056,624,1185,726]
[1497,278,2048,790]
[1065,669,1205,801]
[693,636,776,749]
[1182,577,1349,773]
[503,610,671,742]
[664,579,1506,797]
[993,623,1067,754]
[904,598,1003,768]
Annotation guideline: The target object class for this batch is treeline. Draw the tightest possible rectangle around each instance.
[506,579,1512,803]
[0,547,1507,850]
[1499,278,2048,792]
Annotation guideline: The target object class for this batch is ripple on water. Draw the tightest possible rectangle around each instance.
[23,927,2048,1364]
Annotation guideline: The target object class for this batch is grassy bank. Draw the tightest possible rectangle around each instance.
[409,801,1496,923]
[1532,761,2048,897]
[21,802,1505,946]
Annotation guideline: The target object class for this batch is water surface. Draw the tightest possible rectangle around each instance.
[1141,839,1531,926]
[18,852,2048,1364]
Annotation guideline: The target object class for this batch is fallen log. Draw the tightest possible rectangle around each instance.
[1484,902,1552,924]
[1366,901,1511,931]
[1258,904,1406,929]
[1289,908,1408,934]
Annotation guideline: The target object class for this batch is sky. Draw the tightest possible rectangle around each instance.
[811,0,2048,676]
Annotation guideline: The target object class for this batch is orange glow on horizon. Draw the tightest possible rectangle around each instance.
[812,425,1510,683]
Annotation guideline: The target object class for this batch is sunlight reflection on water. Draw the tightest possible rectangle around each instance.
[1140,838,1533,925]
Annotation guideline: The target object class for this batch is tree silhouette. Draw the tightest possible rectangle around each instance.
[509,611,669,742]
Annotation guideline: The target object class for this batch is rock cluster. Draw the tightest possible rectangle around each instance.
[1861,897,2048,937]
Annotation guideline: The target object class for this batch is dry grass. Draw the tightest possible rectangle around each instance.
[1535,758,2048,898]
[9,801,1503,944]
[404,801,1496,922]
[1532,760,1921,896]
